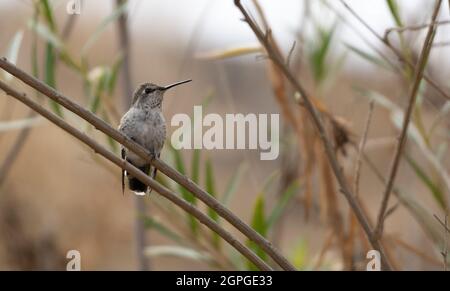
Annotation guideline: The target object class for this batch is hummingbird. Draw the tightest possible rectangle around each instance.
[118,79,192,194]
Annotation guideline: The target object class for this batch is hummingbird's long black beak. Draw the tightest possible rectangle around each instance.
[163,79,192,90]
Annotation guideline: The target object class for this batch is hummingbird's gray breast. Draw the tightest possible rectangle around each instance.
[118,107,166,165]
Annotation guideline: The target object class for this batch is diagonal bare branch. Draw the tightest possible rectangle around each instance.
[0,57,296,271]
[0,79,273,272]
[340,0,450,102]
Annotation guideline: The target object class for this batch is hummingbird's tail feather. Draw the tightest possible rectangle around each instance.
[127,163,150,194]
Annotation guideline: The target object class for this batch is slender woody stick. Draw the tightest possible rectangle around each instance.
[115,0,149,271]
[0,57,295,271]
[0,79,272,272]
[339,0,450,102]
[233,0,392,270]
[374,0,442,240]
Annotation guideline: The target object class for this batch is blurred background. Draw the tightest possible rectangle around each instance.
[0,0,449,270]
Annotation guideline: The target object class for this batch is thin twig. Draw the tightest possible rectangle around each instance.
[374,0,442,241]
[116,0,133,110]
[434,213,449,270]
[340,0,450,102]
[434,214,450,233]
[115,0,149,271]
[0,79,273,272]
[286,41,296,68]
[384,20,450,42]
[0,57,295,271]
[353,100,374,197]
[234,0,392,270]
[444,214,448,271]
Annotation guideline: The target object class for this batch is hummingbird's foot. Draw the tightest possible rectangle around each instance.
[149,150,157,161]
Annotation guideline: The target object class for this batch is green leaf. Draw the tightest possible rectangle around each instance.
[45,43,63,117]
[101,113,119,153]
[36,0,63,116]
[107,55,123,94]
[292,239,308,269]
[205,158,220,248]
[205,158,217,220]
[221,162,246,206]
[386,0,403,27]
[88,66,109,114]
[143,216,183,244]
[406,155,446,210]
[81,1,129,55]
[251,195,267,237]
[309,24,336,84]
[266,181,300,229]
[191,149,201,184]
[246,195,268,270]
[345,43,392,71]
[168,144,199,236]
[27,20,63,49]
[40,0,57,31]
[170,143,186,175]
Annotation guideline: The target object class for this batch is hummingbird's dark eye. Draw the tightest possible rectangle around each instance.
[144,88,153,94]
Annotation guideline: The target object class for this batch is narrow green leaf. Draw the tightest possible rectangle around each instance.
[81,1,129,55]
[222,162,246,206]
[205,157,220,248]
[45,43,63,117]
[168,144,198,236]
[88,67,109,114]
[27,20,63,49]
[205,160,217,222]
[191,149,201,184]
[107,55,123,94]
[292,239,308,270]
[250,195,267,237]
[100,113,119,153]
[40,0,57,31]
[406,155,446,210]
[246,195,267,270]
[170,143,186,175]
[142,216,183,244]
[266,181,300,229]
[309,24,336,83]
[345,43,392,71]
[155,173,172,190]
[386,0,403,27]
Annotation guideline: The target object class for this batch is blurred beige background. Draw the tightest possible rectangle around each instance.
[0,0,449,270]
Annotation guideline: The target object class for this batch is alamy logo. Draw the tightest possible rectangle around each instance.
[171,106,279,160]
[366,250,381,271]
[66,0,81,15]
[66,250,81,271]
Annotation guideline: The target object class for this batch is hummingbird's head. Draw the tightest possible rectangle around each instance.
[132,79,192,109]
